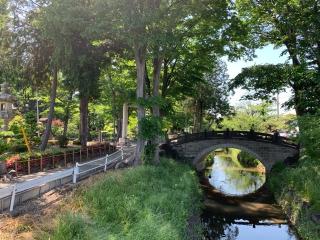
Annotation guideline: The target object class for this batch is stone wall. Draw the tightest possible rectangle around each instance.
[171,139,299,172]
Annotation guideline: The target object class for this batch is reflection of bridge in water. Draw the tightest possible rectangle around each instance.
[163,130,299,172]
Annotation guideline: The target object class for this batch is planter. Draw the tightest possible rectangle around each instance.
[0,161,7,175]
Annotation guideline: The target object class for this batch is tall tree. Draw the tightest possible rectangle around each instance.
[42,0,107,147]
[235,0,320,116]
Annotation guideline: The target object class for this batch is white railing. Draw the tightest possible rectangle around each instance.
[10,168,74,211]
[1,147,128,212]
[73,147,124,183]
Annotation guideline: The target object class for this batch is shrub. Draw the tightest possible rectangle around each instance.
[10,143,27,153]
[143,142,156,164]
[8,115,26,135]
[237,151,260,168]
[0,139,9,154]
[58,135,69,148]
[298,113,320,158]
[52,119,64,137]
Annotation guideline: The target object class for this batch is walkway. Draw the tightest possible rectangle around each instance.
[0,145,135,212]
[0,145,134,190]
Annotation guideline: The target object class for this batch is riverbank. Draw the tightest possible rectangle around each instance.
[33,159,202,240]
[268,115,320,240]
[269,155,320,240]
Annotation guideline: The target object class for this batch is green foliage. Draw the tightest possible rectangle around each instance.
[50,159,202,240]
[57,135,69,148]
[51,213,89,240]
[231,64,320,115]
[136,97,167,110]
[0,131,14,138]
[8,115,26,135]
[235,1,320,116]
[24,111,40,144]
[142,143,156,165]
[139,116,163,141]
[237,151,259,168]
[0,138,8,154]
[298,113,320,158]
[51,119,64,137]
[220,102,297,134]
[268,113,320,240]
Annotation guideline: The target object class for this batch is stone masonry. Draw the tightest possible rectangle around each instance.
[171,139,299,173]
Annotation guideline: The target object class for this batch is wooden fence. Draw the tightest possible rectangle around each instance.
[6,143,117,176]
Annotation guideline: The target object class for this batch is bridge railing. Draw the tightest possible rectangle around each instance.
[168,130,298,149]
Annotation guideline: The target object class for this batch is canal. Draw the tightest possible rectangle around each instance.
[200,148,300,240]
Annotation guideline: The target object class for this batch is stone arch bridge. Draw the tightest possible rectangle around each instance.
[162,131,299,173]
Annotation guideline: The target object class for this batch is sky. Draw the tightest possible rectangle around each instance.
[225,45,294,114]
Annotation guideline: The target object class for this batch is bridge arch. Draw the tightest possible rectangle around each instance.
[193,143,265,172]
[166,131,299,173]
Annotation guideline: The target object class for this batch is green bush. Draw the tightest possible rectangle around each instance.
[268,112,320,240]
[8,115,26,135]
[237,151,260,168]
[142,142,156,165]
[0,131,14,138]
[10,143,27,153]
[299,113,320,158]
[57,135,69,148]
[0,139,9,154]
[50,159,202,240]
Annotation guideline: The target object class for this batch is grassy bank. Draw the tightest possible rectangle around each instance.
[269,114,320,240]
[42,159,202,240]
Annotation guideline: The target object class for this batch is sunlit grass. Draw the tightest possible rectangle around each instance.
[269,155,320,240]
[47,159,202,240]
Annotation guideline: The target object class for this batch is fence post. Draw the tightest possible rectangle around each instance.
[80,149,82,162]
[73,163,79,184]
[9,184,16,212]
[121,147,124,160]
[27,158,31,175]
[40,155,43,172]
[104,155,108,172]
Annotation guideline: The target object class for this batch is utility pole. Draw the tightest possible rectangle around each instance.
[276,92,280,118]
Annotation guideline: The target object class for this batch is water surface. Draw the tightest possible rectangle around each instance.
[201,148,299,240]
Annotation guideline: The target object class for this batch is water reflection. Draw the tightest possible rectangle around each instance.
[202,214,298,240]
[206,148,266,196]
[201,148,299,240]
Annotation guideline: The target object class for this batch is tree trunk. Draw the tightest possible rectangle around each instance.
[117,117,122,140]
[134,45,146,165]
[152,56,162,164]
[63,92,73,138]
[40,67,58,151]
[80,96,89,147]
[145,61,151,97]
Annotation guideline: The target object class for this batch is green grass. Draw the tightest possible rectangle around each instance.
[268,114,320,240]
[269,155,320,240]
[48,159,202,240]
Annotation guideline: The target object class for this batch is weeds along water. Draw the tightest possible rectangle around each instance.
[43,159,202,240]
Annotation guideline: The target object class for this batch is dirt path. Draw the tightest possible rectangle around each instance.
[0,182,76,239]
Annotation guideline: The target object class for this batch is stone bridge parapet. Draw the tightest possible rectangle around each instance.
[165,131,299,172]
